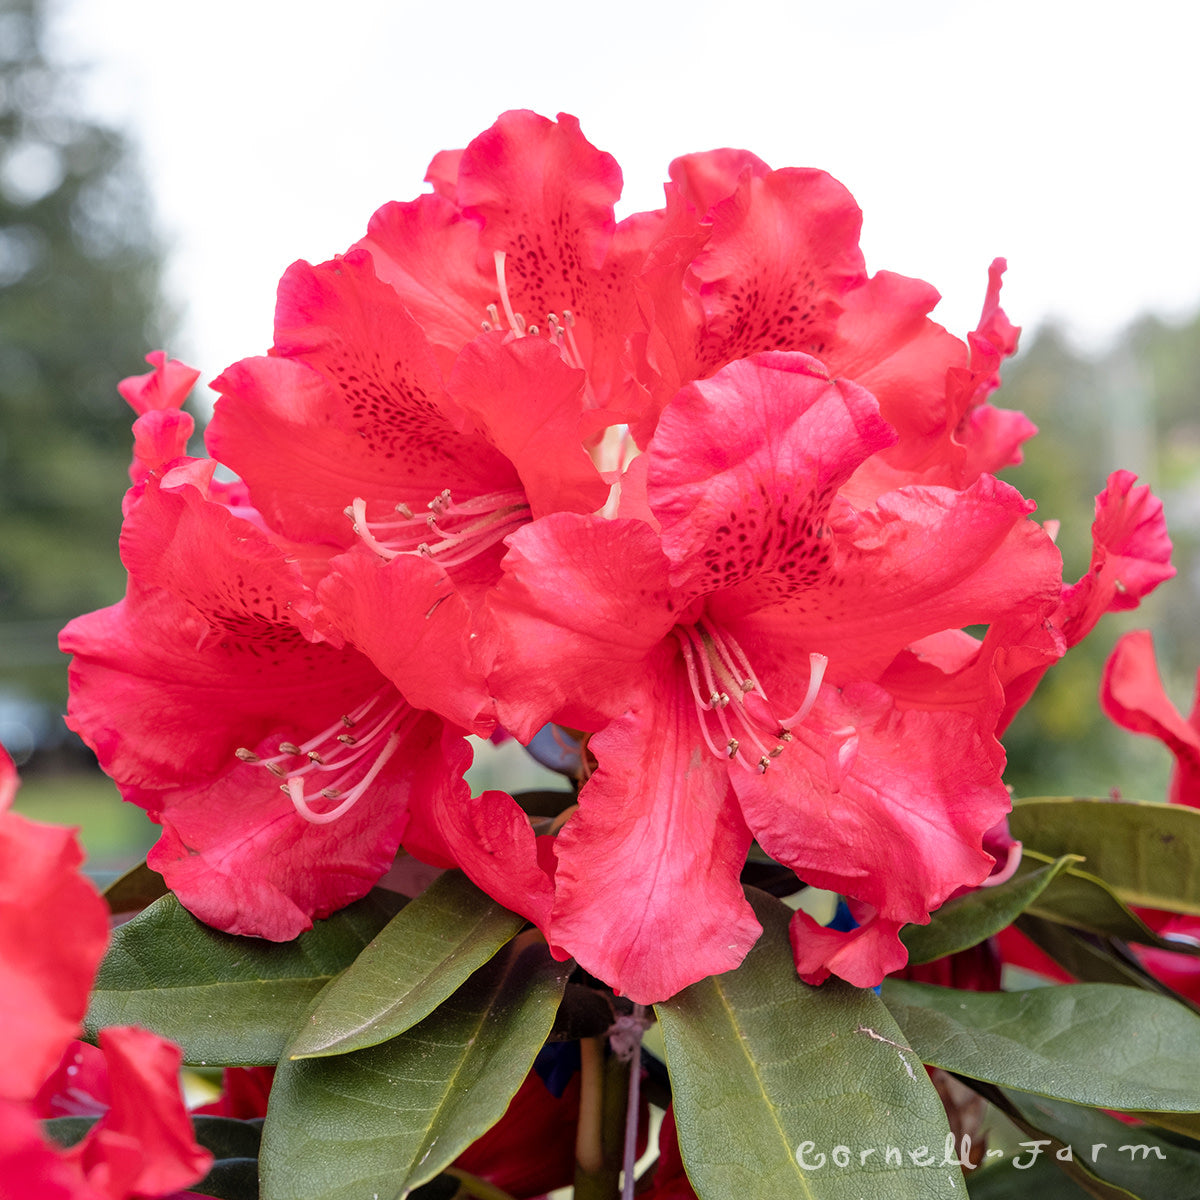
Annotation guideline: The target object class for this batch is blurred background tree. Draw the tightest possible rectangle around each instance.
[0,0,171,734]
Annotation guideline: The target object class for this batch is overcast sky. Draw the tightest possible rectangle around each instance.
[52,0,1200,388]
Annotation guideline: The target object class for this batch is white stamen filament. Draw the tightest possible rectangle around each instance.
[483,254,590,377]
[493,251,523,336]
[348,489,530,569]
[235,690,413,826]
[675,621,827,773]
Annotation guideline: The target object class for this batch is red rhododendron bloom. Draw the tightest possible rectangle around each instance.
[0,749,210,1199]
[60,451,540,940]
[631,149,1034,473]
[487,352,1064,1000]
[355,109,665,425]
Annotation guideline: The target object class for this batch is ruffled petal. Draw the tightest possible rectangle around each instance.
[145,709,443,940]
[0,810,108,1101]
[789,908,909,988]
[405,731,554,931]
[550,648,761,1003]
[117,351,199,415]
[207,254,518,546]
[687,167,866,371]
[733,682,1008,985]
[646,351,895,601]
[456,110,652,415]
[999,472,1174,726]
[485,514,676,742]
[354,191,496,372]
[667,147,771,217]
[318,547,493,732]
[728,474,1062,681]
[68,1027,211,1199]
[446,333,606,518]
[1102,630,1200,807]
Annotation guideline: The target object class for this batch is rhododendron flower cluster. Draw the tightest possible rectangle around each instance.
[62,110,1173,1008]
[0,749,210,1199]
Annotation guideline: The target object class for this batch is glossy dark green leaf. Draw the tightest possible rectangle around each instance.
[103,858,169,914]
[965,1154,1104,1199]
[1010,799,1200,916]
[259,940,570,1200]
[883,979,1200,1110]
[192,1157,260,1200]
[1014,915,1199,1011]
[656,889,958,1199]
[288,870,526,1059]
[191,1115,263,1159]
[901,854,1082,965]
[1023,850,1200,952]
[86,890,406,1066]
[1004,1090,1200,1199]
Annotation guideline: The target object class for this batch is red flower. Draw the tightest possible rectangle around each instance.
[632,149,1033,474]
[59,450,549,941]
[355,109,665,423]
[452,1068,582,1198]
[487,353,1063,1001]
[0,749,210,1198]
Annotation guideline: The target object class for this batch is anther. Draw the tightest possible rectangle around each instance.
[337,734,357,745]
[278,742,302,756]
[727,739,740,758]
[321,788,342,800]
[265,762,286,778]
[527,323,539,336]
[395,502,413,519]
[307,751,325,764]
[481,320,493,332]
[341,714,356,728]
[487,303,501,325]
[235,747,259,763]
[758,756,771,773]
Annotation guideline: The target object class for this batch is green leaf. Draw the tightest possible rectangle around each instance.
[965,1154,1103,1199]
[901,854,1082,965]
[288,870,526,1060]
[86,889,406,1066]
[656,888,959,1199]
[1014,914,1199,1011]
[259,939,570,1200]
[1129,1109,1200,1142]
[1023,850,1200,952]
[1010,798,1200,916]
[1003,1090,1200,1199]
[103,858,169,914]
[191,1115,263,1160]
[882,979,1200,1110]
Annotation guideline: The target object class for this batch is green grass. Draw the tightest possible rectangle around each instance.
[11,771,157,876]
